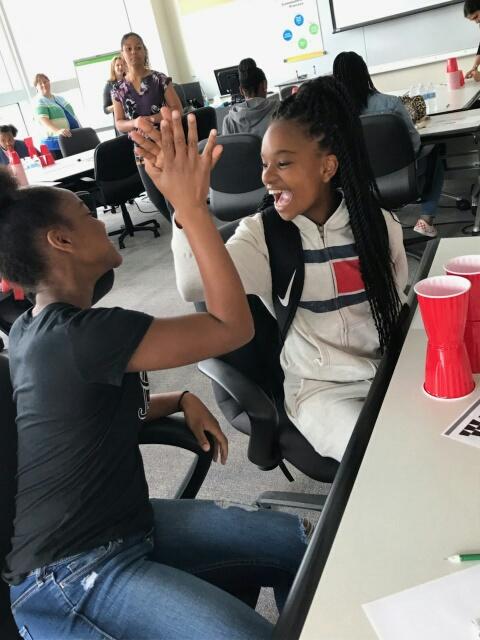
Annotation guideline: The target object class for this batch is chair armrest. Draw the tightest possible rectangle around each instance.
[198,358,281,468]
[139,414,214,499]
[198,358,277,424]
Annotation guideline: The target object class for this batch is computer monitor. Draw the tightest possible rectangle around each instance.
[214,66,240,97]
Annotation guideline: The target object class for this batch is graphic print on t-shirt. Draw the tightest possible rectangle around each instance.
[138,371,150,420]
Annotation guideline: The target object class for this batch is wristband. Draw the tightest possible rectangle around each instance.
[177,390,190,412]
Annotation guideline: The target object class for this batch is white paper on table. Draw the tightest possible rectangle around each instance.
[363,564,480,639]
[442,397,480,450]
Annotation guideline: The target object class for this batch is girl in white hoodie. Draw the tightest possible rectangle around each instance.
[173,76,408,463]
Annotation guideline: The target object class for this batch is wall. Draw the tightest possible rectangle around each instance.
[149,0,480,97]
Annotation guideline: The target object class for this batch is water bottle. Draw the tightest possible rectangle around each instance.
[424,83,436,100]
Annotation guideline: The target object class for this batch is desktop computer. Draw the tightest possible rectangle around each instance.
[214,66,244,104]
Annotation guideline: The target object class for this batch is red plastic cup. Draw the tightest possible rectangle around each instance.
[447,70,461,90]
[446,57,458,72]
[414,275,474,399]
[459,70,465,86]
[445,255,480,373]
[39,155,47,167]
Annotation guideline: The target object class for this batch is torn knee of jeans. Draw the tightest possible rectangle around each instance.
[214,500,258,512]
[81,571,99,591]
[300,518,314,544]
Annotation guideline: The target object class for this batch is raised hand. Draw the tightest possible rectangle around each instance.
[130,108,222,224]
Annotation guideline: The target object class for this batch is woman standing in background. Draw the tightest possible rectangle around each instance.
[33,73,80,159]
[103,56,126,117]
[112,32,183,223]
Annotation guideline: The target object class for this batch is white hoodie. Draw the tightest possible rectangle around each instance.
[172,199,408,459]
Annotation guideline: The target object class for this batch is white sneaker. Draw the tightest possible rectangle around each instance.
[413,219,437,238]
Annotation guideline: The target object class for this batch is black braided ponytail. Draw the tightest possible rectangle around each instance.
[332,51,377,114]
[271,76,401,352]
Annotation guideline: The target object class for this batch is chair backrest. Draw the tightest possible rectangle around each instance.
[360,112,422,210]
[94,134,144,204]
[58,127,100,157]
[198,133,265,221]
[173,83,187,109]
[180,81,204,108]
[182,106,217,143]
[0,353,21,639]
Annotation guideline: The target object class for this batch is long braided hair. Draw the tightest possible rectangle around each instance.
[332,51,377,114]
[259,76,401,352]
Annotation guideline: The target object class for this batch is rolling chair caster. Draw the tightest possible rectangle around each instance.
[456,198,470,211]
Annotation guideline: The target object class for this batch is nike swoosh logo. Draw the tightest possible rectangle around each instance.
[278,270,296,307]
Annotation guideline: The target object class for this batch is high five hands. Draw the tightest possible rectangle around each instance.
[130,108,223,225]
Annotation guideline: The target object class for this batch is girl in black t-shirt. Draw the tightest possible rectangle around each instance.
[0,110,310,640]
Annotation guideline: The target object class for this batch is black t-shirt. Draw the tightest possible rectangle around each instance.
[3,303,153,584]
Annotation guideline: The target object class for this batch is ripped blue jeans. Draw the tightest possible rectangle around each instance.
[10,499,309,640]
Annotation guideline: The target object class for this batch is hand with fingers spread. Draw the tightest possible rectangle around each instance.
[130,107,222,224]
[179,392,228,464]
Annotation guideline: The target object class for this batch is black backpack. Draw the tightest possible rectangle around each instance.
[261,206,304,343]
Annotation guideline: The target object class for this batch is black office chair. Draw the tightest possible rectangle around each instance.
[180,81,205,109]
[0,351,214,640]
[182,106,217,142]
[197,292,339,511]
[198,134,266,222]
[94,135,160,249]
[360,112,437,211]
[58,127,100,158]
[173,82,188,110]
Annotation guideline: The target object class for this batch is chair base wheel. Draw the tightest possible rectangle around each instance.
[456,198,470,211]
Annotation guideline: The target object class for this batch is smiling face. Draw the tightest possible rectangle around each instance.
[261,119,339,223]
[121,35,147,70]
[36,75,51,97]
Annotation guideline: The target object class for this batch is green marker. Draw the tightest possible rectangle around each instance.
[448,553,480,563]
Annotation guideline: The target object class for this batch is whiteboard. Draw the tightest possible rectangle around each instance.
[74,52,119,131]
[330,0,462,32]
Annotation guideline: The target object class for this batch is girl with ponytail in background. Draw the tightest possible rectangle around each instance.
[173,76,408,463]
[222,58,278,138]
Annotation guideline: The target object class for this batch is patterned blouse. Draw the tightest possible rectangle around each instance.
[112,71,171,120]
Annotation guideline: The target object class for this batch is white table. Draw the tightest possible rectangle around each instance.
[26,150,95,185]
[295,237,480,640]
[418,108,480,138]
[388,83,480,116]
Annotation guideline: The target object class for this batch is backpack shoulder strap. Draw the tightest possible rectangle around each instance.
[261,206,304,342]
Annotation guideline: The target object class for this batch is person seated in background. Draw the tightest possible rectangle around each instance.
[0,125,37,165]
[103,55,126,136]
[222,58,278,138]
[333,51,444,238]
[33,73,80,160]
